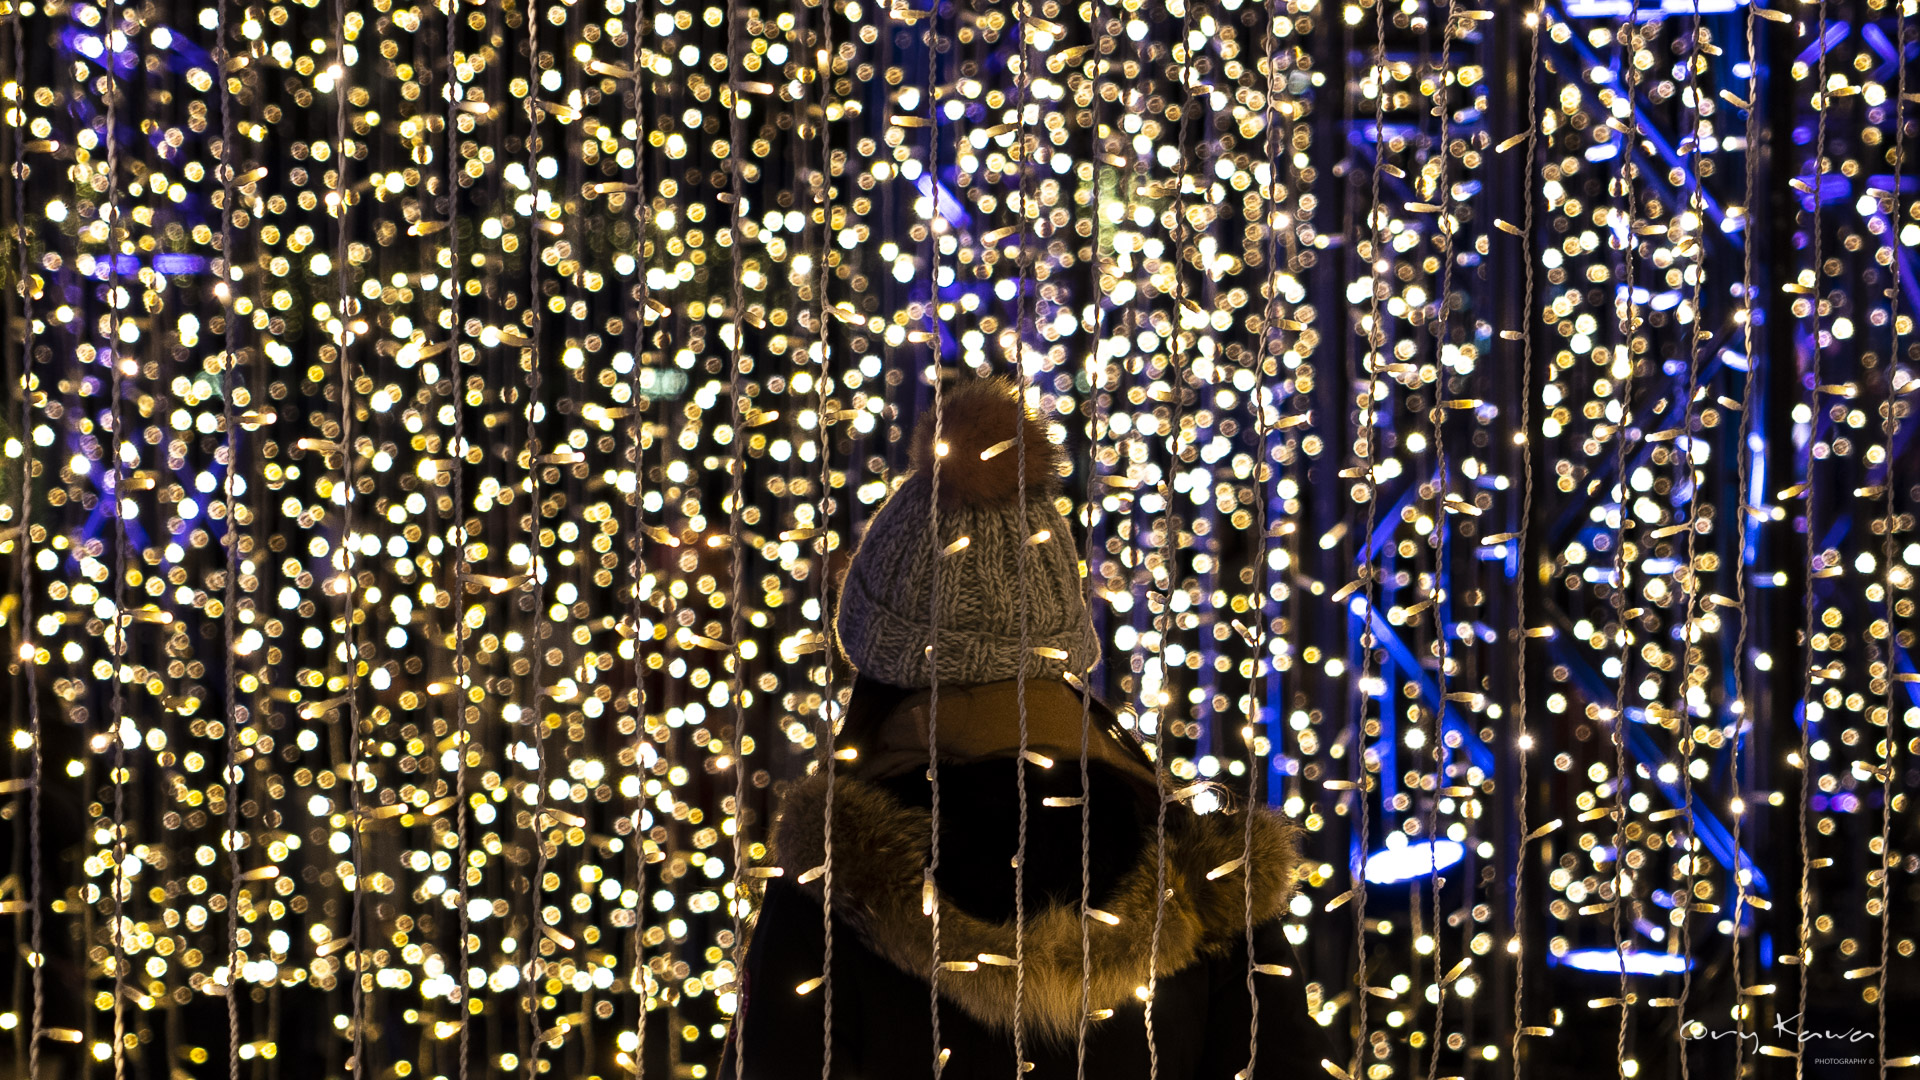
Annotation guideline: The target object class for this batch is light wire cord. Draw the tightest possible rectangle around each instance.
[521,0,553,1069]
[923,2,949,1073]
[1422,2,1462,1074]
[1074,1,1110,1075]
[1796,2,1831,1076]
[8,0,46,1073]
[1877,4,1907,1072]
[1239,3,1289,1074]
[1145,1,1199,1072]
[1672,2,1708,1073]
[1346,0,1394,1067]
[1604,5,1641,1075]
[721,0,747,1073]
[329,0,367,1068]
[628,0,657,1060]
[1506,0,1542,1071]
[216,0,245,1071]
[103,0,129,1074]
[1011,0,1038,1070]
[813,2,841,1075]
[442,2,472,1078]
[1727,0,1760,1072]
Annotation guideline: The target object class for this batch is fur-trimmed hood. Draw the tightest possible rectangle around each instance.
[766,770,1301,1046]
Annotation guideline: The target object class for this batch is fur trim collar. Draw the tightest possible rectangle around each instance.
[767,772,1300,1045]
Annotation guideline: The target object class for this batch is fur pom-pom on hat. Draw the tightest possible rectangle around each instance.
[907,377,1063,509]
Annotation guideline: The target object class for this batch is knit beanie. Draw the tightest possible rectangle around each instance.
[836,377,1100,688]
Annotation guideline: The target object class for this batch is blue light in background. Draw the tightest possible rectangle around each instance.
[153,253,208,275]
[1562,0,1744,15]
[1555,948,1693,977]
[1363,839,1465,885]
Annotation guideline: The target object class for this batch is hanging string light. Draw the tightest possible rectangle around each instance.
[1605,2,1640,1073]
[1418,1,1459,1073]
[921,1,950,1073]
[216,0,246,1069]
[103,0,131,1072]
[809,2,840,1071]
[10,0,48,1063]
[1008,0,1039,1071]
[1796,1,1833,1072]
[1144,0,1200,1069]
[1728,0,1761,1069]
[1074,0,1110,1073]
[1876,0,1907,1065]
[1672,0,1707,1062]
[1343,0,1393,1066]
[441,0,474,1075]
[718,0,747,1071]
[1506,0,1542,1070]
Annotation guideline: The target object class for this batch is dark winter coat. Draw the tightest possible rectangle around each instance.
[722,688,1334,1079]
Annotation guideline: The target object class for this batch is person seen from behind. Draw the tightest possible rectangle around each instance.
[723,377,1332,1078]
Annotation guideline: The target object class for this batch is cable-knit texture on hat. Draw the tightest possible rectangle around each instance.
[836,379,1100,688]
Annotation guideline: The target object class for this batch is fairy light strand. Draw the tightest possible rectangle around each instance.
[1145,0,1200,1071]
[520,0,555,1068]
[1010,0,1037,1068]
[1507,0,1543,1069]
[329,0,367,1066]
[1243,3,1287,1071]
[1422,3,1462,1073]
[1876,4,1907,1071]
[216,0,244,1067]
[443,0,472,1076]
[811,2,841,1074]
[1075,0,1111,1073]
[1347,0,1395,1066]
[627,0,657,1063]
[1672,1,1709,1064]
[720,0,747,1072]
[1728,0,1762,1071]
[1797,3,1831,1074]
[103,0,130,1071]
[1605,3,1642,1074]
[10,0,46,1072]
[923,3,949,1072]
